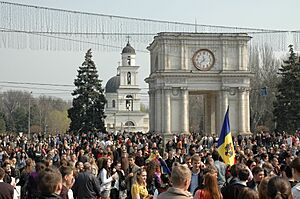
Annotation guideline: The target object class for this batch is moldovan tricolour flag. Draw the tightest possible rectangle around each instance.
[217,107,236,166]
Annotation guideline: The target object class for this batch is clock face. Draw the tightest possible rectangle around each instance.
[192,49,215,71]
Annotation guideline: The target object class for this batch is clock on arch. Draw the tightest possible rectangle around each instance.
[192,49,215,71]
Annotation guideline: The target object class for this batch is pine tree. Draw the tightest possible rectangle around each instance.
[273,45,300,133]
[68,49,107,134]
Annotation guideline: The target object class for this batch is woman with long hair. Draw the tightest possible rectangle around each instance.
[131,168,152,199]
[90,157,98,176]
[98,157,118,199]
[267,176,291,199]
[17,158,35,199]
[194,172,222,199]
[146,160,162,195]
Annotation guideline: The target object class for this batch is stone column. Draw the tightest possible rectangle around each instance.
[210,94,216,135]
[238,87,251,135]
[222,86,229,114]
[216,92,222,135]
[244,88,251,134]
[181,88,189,134]
[148,90,155,132]
[155,89,162,133]
[204,94,211,134]
[238,87,246,134]
[164,88,171,134]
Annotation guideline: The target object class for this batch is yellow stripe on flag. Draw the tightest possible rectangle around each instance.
[217,107,235,166]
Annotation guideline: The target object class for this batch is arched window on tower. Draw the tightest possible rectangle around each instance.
[127,72,131,85]
[125,95,133,111]
[125,121,135,126]
[127,56,131,65]
[112,100,116,108]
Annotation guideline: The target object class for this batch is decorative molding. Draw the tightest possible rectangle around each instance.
[172,88,180,96]
[165,78,186,84]
[238,87,251,92]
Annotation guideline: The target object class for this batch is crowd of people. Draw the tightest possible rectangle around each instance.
[0,130,299,199]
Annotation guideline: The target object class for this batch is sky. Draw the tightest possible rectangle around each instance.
[1,0,300,101]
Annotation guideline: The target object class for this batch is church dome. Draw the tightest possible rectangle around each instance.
[105,75,120,93]
[122,42,136,54]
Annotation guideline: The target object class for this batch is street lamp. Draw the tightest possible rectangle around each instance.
[28,91,32,138]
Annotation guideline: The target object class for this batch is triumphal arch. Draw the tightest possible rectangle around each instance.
[145,32,252,139]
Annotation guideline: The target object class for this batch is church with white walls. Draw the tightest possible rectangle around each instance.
[104,42,149,133]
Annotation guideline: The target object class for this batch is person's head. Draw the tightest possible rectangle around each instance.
[101,157,112,170]
[60,166,74,188]
[2,162,11,174]
[203,172,219,193]
[281,165,293,179]
[237,187,259,199]
[271,157,279,167]
[205,157,214,167]
[267,176,291,199]
[128,154,135,167]
[0,167,5,180]
[238,165,250,181]
[262,162,275,176]
[212,151,220,161]
[246,159,257,170]
[136,168,147,185]
[24,158,35,173]
[171,165,191,191]
[258,176,271,199]
[191,154,201,170]
[75,161,84,172]
[83,162,92,171]
[290,157,300,180]
[35,162,46,172]
[11,158,17,166]
[184,156,192,168]
[168,150,175,159]
[285,153,294,165]
[252,166,264,183]
[137,149,143,157]
[115,161,122,171]
[38,167,62,195]
[203,165,218,178]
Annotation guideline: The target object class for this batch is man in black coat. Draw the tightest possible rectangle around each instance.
[247,166,264,191]
[0,167,14,199]
[72,162,101,199]
[221,164,249,199]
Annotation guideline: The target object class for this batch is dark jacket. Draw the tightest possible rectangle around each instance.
[0,181,14,199]
[37,193,63,199]
[59,185,69,199]
[247,180,260,191]
[72,171,101,199]
[221,181,247,199]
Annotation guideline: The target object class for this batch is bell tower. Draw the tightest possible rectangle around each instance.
[117,41,141,112]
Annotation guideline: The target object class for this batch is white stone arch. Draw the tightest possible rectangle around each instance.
[145,32,252,141]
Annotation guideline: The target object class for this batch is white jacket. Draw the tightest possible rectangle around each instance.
[99,168,113,191]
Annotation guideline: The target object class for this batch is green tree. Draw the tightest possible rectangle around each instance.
[273,45,300,133]
[68,49,107,134]
[12,107,27,132]
[0,112,6,133]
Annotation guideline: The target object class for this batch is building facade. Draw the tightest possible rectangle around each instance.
[105,42,149,133]
[145,32,252,140]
